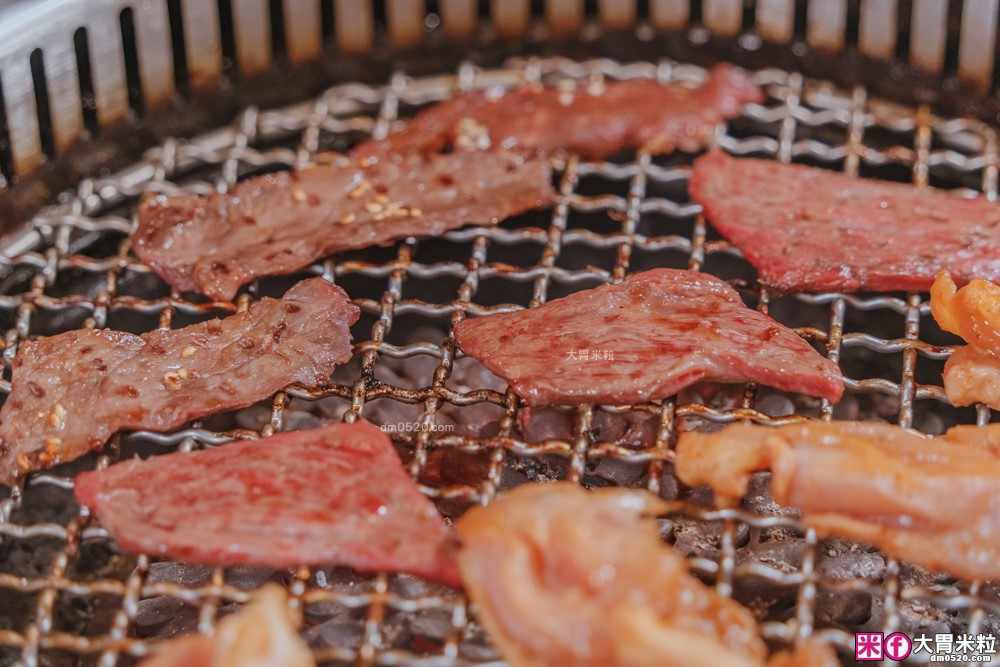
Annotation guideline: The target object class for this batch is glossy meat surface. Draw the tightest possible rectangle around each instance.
[135,151,553,301]
[453,269,843,406]
[690,151,1000,293]
[354,63,762,159]
[455,483,767,667]
[676,421,1000,580]
[932,271,1000,408]
[0,278,358,485]
[75,421,461,585]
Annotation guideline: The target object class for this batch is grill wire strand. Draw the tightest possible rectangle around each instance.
[0,56,997,666]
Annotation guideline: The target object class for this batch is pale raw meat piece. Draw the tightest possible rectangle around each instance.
[139,585,313,667]
[455,482,768,667]
[931,271,1000,408]
[676,421,1000,580]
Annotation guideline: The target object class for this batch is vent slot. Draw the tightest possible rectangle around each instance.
[844,1,861,47]
[894,0,913,62]
[792,0,807,41]
[269,0,288,61]
[119,7,146,116]
[636,0,650,21]
[29,49,56,160]
[941,1,963,77]
[73,27,99,137]
[0,75,14,186]
[167,0,191,96]
[217,0,238,75]
[688,0,703,27]
[373,0,388,33]
[320,0,335,44]
[740,2,756,33]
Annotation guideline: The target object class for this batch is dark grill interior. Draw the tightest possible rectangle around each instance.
[0,55,997,666]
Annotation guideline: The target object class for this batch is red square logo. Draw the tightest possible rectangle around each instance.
[856,632,884,661]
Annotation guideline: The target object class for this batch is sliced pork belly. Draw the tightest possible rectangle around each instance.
[931,271,1000,408]
[675,421,1000,580]
[455,482,767,667]
[134,151,553,301]
[75,421,461,585]
[140,585,313,667]
[453,269,843,406]
[353,63,762,159]
[0,278,357,485]
[690,151,1000,293]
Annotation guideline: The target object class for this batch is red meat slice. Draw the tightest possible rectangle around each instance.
[453,269,843,406]
[0,278,358,485]
[75,420,461,586]
[353,63,762,159]
[689,150,1000,293]
[134,151,553,301]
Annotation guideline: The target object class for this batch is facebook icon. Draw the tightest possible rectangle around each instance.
[885,633,913,661]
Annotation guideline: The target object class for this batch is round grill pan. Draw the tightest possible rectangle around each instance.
[1,3,999,666]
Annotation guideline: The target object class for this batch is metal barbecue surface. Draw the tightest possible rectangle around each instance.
[0,57,997,666]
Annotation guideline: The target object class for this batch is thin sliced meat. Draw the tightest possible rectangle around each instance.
[0,278,357,485]
[689,151,1000,293]
[452,268,843,406]
[675,421,1000,581]
[75,421,461,586]
[140,585,313,667]
[134,151,553,301]
[455,482,767,667]
[931,271,1000,408]
[353,63,762,159]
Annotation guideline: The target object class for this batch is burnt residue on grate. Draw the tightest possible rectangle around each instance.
[0,58,998,665]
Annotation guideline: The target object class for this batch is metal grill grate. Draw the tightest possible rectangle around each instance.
[0,56,998,666]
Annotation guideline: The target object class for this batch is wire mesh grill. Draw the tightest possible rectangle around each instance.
[0,55,998,666]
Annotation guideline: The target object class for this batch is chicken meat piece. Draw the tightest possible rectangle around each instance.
[140,585,313,667]
[931,271,1000,408]
[455,482,767,667]
[676,421,1000,580]
[940,345,1000,409]
[931,270,1000,350]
